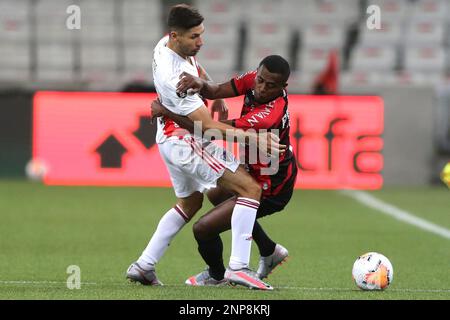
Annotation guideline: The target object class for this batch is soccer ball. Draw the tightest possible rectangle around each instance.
[25,158,48,181]
[352,252,393,290]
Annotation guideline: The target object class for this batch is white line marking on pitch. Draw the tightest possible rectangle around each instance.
[279,286,450,293]
[0,280,97,285]
[1,280,449,293]
[341,190,450,240]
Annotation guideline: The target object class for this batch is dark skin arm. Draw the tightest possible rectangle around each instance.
[153,75,286,154]
[151,99,232,134]
[151,71,237,133]
[151,99,196,134]
[151,100,285,159]
[177,72,237,100]
[197,64,229,121]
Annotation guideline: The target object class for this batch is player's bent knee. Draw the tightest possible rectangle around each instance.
[188,204,203,218]
[178,193,204,218]
[191,199,203,215]
[193,219,210,241]
[244,180,262,200]
[207,188,233,206]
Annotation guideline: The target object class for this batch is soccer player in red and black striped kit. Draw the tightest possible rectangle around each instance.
[151,55,298,286]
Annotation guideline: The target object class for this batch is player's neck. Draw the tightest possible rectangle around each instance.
[167,41,189,61]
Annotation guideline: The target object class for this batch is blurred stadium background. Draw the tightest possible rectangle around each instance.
[1,0,449,184]
[0,0,449,300]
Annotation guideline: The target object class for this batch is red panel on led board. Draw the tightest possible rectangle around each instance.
[33,92,383,189]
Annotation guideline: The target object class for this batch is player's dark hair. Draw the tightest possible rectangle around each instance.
[167,4,204,31]
[259,55,291,84]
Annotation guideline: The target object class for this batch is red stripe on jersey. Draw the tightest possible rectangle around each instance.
[188,138,224,173]
[162,117,179,137]
[191,140,225,172]
[193,57,202,77]
[193,141,225,171]
[189,142,220,173]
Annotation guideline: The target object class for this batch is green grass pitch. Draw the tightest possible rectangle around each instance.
[0,180,449,299]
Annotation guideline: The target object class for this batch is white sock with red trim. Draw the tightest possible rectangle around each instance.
[137,205,189,270]
[229,197,260,270]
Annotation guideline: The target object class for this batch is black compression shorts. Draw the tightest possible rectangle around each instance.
[256,187,294,219]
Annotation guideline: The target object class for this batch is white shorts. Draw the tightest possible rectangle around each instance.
[158,137,240,198]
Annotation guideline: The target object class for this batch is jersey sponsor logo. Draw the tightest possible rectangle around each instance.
[246,106,273,127]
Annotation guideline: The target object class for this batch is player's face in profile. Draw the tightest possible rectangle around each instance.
[253,66,286,103]
[177,24,205,57]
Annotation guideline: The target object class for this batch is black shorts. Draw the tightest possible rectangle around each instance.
[256,187,294,219]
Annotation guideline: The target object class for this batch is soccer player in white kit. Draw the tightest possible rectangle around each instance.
[126,4,283,290]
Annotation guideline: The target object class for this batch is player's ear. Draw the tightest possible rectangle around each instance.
[169,30,178,41]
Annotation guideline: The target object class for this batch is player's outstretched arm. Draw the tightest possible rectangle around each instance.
[151,99,232,133]
[151,99,237,137]
[188,106,286,156]
[177,72,236,100]
[151,99,195,134]
[197,63,228,120]
[150,100,286,156]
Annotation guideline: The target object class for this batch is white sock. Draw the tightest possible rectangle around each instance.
[137,205,189,270]
[229,197,260,270]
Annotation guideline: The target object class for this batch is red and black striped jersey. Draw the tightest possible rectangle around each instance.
[230,71,298,197]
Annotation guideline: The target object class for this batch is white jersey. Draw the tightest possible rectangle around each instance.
[151,36,240,198]
[152,35,204,144]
